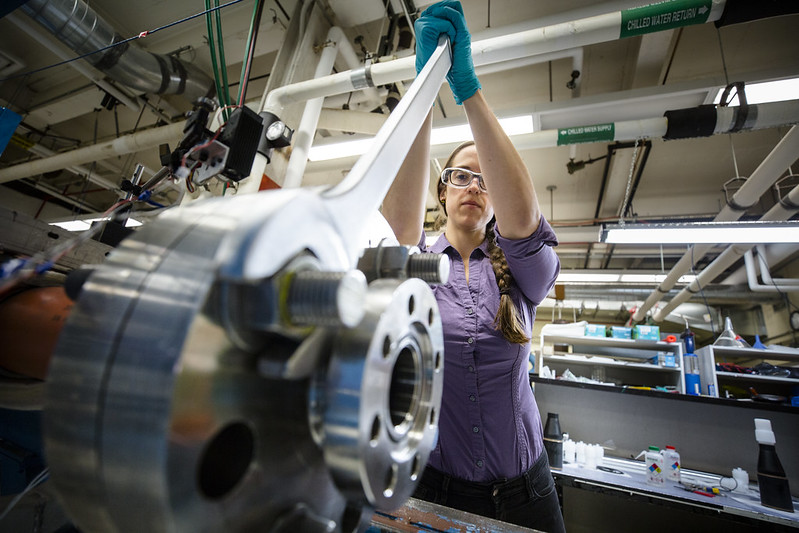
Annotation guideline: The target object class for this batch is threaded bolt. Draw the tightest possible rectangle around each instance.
[407,253,449,284]
[286,270,367,328]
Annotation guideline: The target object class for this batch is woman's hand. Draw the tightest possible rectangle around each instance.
[414,0,481,104]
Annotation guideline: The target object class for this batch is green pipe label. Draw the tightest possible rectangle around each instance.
[557,123,615,145]
[620,0,712,38]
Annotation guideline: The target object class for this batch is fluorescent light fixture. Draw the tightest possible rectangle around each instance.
[50,217,142,232]
[713,77,799,106]
[602,221,799,244]
[556,271,695,284]
[308,114,534,162]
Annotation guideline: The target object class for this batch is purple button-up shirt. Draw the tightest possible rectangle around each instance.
[420,216,559,482]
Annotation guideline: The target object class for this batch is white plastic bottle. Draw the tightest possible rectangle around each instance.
[645,446,665,485]
[663,445,681,482]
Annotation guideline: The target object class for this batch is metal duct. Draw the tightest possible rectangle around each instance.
[20,0,214,103]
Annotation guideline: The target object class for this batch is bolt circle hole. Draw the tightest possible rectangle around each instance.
[370,415,381,446]
[390,346,419,430]
[428,308,434,326]
[435,351,442,372]
[408,295,415,316]
[383,463,398,499]
[382,335,392,358]
[429,406,437,427]
[197,421,255,500]
[411,453,421,481]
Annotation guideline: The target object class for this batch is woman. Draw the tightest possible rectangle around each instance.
[382,2,564,531]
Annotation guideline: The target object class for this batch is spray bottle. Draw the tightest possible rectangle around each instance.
[754,418,794,512]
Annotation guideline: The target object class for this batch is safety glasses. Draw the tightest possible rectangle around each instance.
[440,167,487,192]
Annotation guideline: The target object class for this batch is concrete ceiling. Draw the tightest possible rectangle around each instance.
[1,0,798,326]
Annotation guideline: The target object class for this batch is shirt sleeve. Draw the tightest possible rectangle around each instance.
[495,215,560,305]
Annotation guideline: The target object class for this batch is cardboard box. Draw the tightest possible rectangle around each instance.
[633,325,660,340]
[609,326,632,339]
[585,324,607,337]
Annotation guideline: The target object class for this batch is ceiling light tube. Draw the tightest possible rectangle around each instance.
[602,221,799,244]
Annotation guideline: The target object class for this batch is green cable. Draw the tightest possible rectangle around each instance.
[214,0,233,117]
[238,0,261,104]
[205,0,225,115]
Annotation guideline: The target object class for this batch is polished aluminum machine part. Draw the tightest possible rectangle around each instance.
[43,38,453,533]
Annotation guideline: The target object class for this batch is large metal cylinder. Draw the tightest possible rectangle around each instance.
[43,191,443,533]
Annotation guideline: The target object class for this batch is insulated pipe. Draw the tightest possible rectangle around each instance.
[306,100,799,172]
[0,122,186,185]
[632,125,799,322]
[751,244,799,287]
[283,27,372,189]
[21,0,214,103]
[261,0,735,117]
[744,249,799,293]
[6,12,141,112]
[652,183,799,320]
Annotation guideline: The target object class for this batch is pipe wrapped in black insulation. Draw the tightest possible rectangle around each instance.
[663,105,718,140]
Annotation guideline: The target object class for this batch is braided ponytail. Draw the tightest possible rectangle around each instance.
[485,222,530,345]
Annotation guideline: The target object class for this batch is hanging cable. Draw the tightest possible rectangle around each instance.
[214,0,234,114]
[238,0,266,105]
[206,0,228,116]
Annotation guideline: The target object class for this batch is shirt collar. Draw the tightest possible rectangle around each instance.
[430,232,490,256]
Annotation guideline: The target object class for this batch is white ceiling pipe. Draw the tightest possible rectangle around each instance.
[26,143,121,193]
[330,27,382,109]
[0,121,186,185]
[283,28,347,189]
[652,183,799,320]
[744,249,799,293]
[317,108,388,135]
[752,244,799,286]
[6,12,141,112]
[261,0,728,117]
[721,243,799,285]
[632,124,799,321]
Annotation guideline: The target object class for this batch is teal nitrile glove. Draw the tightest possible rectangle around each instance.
[414,6,455,75]
[415,1,480,104]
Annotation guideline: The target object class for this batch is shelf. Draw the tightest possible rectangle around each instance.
[542,334,681,351]
[716,371,799,385]
[544,354,681,373]
[704,345,799,362]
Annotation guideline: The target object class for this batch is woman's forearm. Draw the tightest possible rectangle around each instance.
[463,91,541,239]
[382,111,434,245]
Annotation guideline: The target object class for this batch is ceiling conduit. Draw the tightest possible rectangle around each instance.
[282,26,382,189]
[652,182,799,320]
[3,0,798,185]
[19,0,214,103]
[743,246,799,293]
[633,125,799,322]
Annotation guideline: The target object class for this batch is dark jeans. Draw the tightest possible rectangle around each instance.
[412,451,566,532]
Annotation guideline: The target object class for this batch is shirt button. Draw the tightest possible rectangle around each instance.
[468,365,475,373]
[476,460,484,468]
[467,337,474,344]
[469,394,476,402]
[473,426,480,433]
[467,308,474,315]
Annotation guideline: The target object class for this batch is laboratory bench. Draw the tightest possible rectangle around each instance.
[554,456,798,532]
[531,375,799,531]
